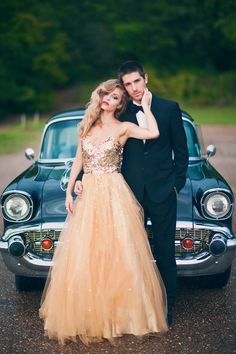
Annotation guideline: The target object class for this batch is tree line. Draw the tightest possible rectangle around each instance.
[0,0,235,117]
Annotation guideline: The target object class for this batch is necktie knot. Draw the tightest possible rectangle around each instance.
[130,102,144,113]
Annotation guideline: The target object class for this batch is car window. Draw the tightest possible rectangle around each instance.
[40,118,202,160]
[40,119,81,159]
[183,120,202,158]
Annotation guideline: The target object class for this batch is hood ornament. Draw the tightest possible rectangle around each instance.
[60,160,73,191]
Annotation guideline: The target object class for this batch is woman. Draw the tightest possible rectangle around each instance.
[39,79,168,345]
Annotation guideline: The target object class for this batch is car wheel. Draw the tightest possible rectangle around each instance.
[15,275,45,292]
[200,266,232,289]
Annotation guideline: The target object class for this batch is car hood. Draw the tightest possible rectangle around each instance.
[3,160,231,226]
[41,165,68,222]
[3,163,68,224]
[188,160,231,194]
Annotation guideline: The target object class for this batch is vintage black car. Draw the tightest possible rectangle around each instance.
[0,109,235,291]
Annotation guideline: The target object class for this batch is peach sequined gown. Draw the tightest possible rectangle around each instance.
[39,136,168,344]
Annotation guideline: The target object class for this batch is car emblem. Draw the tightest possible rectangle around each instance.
[60,160,73,191]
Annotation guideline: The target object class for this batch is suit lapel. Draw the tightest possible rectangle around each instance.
[144,95,160,149]
[124,96,160,149]
[125,101,139,125]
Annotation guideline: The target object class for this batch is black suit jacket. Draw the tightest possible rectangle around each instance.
[119,94,189,203]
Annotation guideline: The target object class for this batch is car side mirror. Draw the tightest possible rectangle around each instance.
[25,148,35,161]
[206,144,216,160]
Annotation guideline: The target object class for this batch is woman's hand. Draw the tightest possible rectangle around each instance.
[65,193,74,214]
[123,87,159,140]
[141,88,152,110]
[74,180,83,197]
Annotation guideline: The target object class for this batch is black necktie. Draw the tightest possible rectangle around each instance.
[130,102,144,113]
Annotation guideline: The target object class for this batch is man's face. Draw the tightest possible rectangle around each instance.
[121,71,148,103]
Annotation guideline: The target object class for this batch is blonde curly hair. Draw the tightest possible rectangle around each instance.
[79,79,128,138]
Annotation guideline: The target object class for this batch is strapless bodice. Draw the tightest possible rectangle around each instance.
[82,136,123,174]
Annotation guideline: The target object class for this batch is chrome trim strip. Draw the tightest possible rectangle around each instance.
[47,115,84,124]
[176,221,193,229]
[1,221,234,242]
[203,187,232,195]
[41,222,65,230]
[150,220,235,239]
[192,222,234,239]
[228,239,236,247]
[1,224,41,241]
[0,223,64,242]
[23,252,53,267]
[177,254,212,265]
[38,158,75,164]
[1,189,33,200]
[0,241,8,251]
[182,116,197,128]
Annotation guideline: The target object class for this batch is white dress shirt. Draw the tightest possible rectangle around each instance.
[133,94,152,143]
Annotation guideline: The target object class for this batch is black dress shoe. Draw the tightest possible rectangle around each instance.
[167,311,173,326]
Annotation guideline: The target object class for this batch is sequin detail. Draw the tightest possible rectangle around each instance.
[82,136,123,174]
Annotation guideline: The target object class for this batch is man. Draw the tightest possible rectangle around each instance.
[118,61,189,326]
[75,61,188,326]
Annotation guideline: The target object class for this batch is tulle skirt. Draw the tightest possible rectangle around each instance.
[39,172,168,345]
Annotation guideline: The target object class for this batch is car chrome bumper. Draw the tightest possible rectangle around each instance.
[176,238,236,276]
[0,222,236,278]
[175,221,236,276]
[0,223,63,277]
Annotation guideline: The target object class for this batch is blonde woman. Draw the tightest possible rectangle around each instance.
[39,79,168,345]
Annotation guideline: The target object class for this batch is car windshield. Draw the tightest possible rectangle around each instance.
[40,119,81,159]
[183,120,202,158]
[40,118,202,160]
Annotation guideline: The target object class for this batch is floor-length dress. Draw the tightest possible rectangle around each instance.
[39,136,168,345]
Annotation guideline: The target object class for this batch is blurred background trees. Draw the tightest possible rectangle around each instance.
[0,0,235,117]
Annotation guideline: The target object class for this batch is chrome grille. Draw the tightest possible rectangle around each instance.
[146,227,211,257]
[23,227,211,259]
[23,230,61,258]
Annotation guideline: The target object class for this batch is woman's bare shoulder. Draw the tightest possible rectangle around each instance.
[116,121,129,133]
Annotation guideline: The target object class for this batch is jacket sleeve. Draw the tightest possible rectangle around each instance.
[76,170,84,181]
[170,102,189,192]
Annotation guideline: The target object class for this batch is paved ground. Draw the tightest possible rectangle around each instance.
[0,126,235,354]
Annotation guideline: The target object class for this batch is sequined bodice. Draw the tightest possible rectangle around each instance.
[82,136,123,174]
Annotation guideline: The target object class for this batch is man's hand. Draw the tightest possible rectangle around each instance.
[74,180,83,197]
[173,186,178,196]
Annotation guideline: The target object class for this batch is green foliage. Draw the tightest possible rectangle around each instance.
[183,106,236,125]
[147,70,236,106]
[0,0,236,118]
[0,118,45,155]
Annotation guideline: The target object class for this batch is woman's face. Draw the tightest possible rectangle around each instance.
[101,88,123,112]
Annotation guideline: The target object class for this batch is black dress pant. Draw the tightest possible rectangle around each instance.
[142,188,177,314]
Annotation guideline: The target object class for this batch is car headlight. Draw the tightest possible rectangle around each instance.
[2,193,33,221]
[201,191,233,219]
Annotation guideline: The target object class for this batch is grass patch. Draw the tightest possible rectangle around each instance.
[181,105,236,125]
[0,119,46,155]
[1,104,235,156]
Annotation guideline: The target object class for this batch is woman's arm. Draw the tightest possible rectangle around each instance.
[66,138,83,195]
[124,89,160,140]
[65,135,83,213]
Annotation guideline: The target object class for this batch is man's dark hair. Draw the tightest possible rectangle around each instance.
[118,61,145,81]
